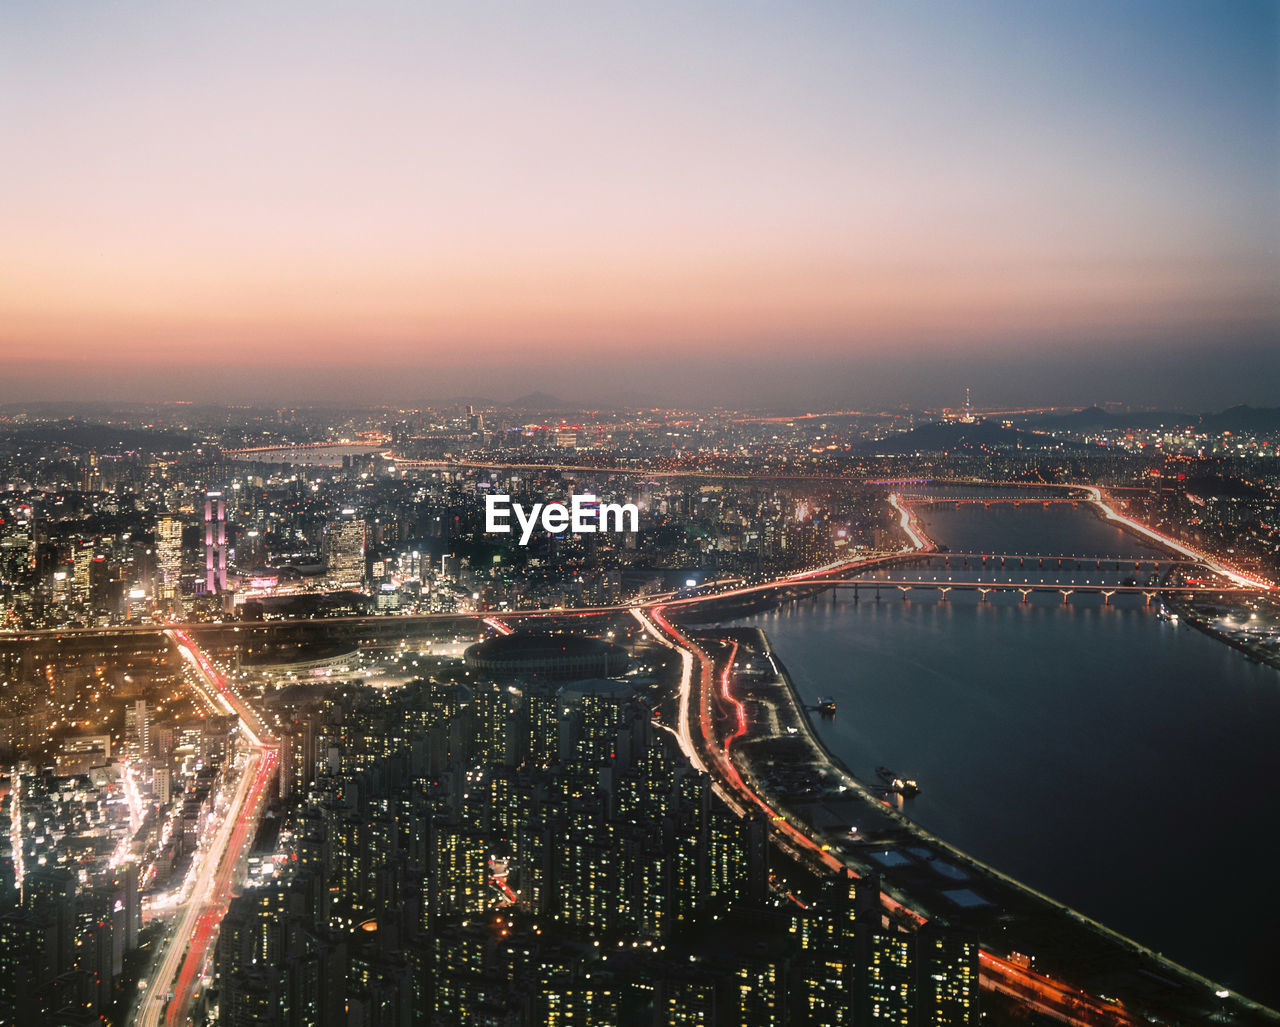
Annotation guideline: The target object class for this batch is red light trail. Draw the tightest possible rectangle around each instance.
[133,630,278,1027]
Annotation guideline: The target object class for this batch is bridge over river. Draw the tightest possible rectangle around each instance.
[824,578,1253,605]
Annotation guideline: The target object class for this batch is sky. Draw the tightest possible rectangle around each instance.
[2,0,1277,411]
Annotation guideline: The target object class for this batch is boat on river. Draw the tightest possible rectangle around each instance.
[876,765,920,797]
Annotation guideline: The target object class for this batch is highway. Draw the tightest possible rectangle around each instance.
[132,629,277,1027]
[1084,485,1274,591]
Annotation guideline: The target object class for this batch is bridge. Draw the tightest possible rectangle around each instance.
[824,578,1252,605]
[906,552,1204,567]
[376,455,915,482]
[222,437,389,455]
[897,493,1087,508]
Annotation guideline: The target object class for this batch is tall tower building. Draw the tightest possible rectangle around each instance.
[155,516,183,600]
[81,452,102,493]
[324,515,366,589]
[124,700,150,760]
[72,541,96,604]
[204,492,227,593]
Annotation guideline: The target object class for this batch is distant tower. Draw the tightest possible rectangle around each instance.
[204,491,226,593]
[81,452,102,493]
[962,387,975,424]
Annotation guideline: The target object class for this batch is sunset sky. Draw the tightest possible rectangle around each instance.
[2,1,1276,409]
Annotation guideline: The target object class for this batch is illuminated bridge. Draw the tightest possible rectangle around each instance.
[822,578,1256,605]
[222,437,388,455]
[896,493,1088,507]
[898,552,1205,570]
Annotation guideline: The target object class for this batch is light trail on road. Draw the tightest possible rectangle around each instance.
[890,492,930,550]
[133,630,278,1027]
[630,608,706,774]
[1084,486,1273,591]
[980,951,1137,1027]
[650,597,1142,1026]
[9,770,23,900]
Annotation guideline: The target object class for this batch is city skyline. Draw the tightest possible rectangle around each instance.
[2,1,1277,409]
[2,401,1278,1023]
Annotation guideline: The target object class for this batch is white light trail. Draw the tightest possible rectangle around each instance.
[1084,486,1273,591]
[9,769,23,899]
[889,492,929,551]
[630,608,706,773]
[133,631,278,1027]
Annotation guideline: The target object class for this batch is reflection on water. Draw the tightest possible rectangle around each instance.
[735,503,1280,1005]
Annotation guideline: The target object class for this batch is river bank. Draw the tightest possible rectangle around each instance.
[710,620,1278,1022]
[1159,592,1280,673]
[735,494,1280,1010]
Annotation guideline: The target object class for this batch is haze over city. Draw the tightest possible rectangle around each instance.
[3,0,1277,409]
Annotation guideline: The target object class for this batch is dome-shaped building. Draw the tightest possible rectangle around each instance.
[463,632,629,682]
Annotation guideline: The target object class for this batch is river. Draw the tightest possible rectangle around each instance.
[735,500,1280,1007]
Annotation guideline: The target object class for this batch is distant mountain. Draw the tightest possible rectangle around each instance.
[1016,406,1183,431]
[443,396,498,408]
[1017,404,1280,434]
[507,391,567,411]
[3,421,195,452]
[860,419,1084,455]
[1197,405,1280,434]
[1034,405,1120,431]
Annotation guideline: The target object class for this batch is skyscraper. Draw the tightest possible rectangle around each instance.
[324,515,366,589]
[72,541,95,604]
[124,700,150,760]
[80,452,102,493]
[155,515,182,600]
[204,492,227,593]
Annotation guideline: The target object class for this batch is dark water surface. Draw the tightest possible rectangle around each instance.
[736,503,1280,1005]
